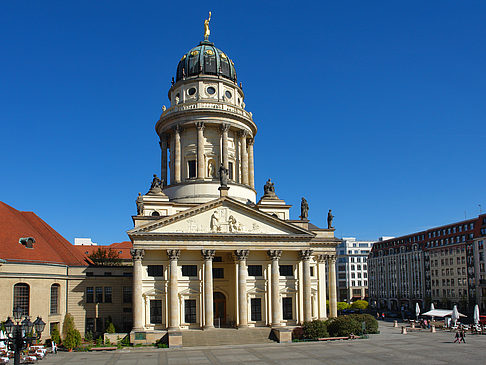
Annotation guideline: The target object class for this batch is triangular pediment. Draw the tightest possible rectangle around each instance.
[128,197,314,237]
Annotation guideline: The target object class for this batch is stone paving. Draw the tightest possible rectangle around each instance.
[39,321,486,364]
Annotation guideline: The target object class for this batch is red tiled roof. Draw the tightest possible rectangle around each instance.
[74,241,133,260]
[0,201,88,266]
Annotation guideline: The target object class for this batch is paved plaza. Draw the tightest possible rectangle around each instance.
[39,322,486,364]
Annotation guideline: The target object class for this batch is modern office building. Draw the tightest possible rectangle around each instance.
[336,238,374,302]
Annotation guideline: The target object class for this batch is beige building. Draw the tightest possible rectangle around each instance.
[128,32,340,342]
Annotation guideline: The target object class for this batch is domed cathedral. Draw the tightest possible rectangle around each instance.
[127,15,340,346]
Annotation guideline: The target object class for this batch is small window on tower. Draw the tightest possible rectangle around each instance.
[188,160,196,178]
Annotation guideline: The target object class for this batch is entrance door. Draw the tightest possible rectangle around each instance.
[213,292,226,327]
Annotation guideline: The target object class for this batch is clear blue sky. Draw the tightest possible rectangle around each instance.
[1,1,485,244]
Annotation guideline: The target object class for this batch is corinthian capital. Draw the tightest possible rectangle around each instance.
[299,249,313,261]
[235,249,249,261]
[267,249,282,261]
[196,122,205,131]
[130,249,145,261]
[167,249,181,261]
[220,124,230,133]
[201,249,215,261]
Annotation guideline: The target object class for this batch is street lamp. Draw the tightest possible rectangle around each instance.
[1,308,45,365]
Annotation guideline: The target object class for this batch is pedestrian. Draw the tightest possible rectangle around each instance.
[454,331,460,343]
[52,341,57,354]
[460,330,466,344]
[382,313,385,321]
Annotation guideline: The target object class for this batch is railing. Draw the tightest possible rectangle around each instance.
[161,101,253,120]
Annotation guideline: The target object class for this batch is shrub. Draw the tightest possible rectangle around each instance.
[96,337,103,346]
[350,300,369,310]
[64,328,81,350]
[349,314,378,334]
[106,322,116,334]
[337,302,350,311]
[62,313,76,340]
[50,325,61,345]
[326,316,361,337]
[84,330,93,343]
[302,320,329,340]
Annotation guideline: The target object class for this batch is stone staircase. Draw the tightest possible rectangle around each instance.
[181,327,276,347]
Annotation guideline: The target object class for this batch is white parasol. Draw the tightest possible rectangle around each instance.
[451,305,460,326]
[415,302,421,319]
[474,304,480,325]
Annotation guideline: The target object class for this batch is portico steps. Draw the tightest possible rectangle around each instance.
[181,327,276,347]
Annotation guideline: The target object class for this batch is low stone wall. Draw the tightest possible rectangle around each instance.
[104,333,129,344]
[129,330,167,345]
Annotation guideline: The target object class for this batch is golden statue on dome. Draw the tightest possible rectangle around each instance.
[204,11,211,40]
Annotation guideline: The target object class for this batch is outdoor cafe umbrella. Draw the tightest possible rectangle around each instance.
[0,330,6,349]
[416,302,421,319]
[474,304,480,325]
[451,305,460,326]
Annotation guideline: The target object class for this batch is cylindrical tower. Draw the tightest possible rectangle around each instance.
[156,39,257,204]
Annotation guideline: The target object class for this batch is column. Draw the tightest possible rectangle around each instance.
[202,249,215,329]
[235,250,249,327]
[268,250,282,327]
[300,250,313,322]
[196,122,205,179]
[159,135,167,186]
[248,137,255,189]
[327,254,338,318]
[240,131,248,185]
[174,126,182,183]
[317,255,328,320]
[167,249,181,330]
[221,124,230,169]
[131,249,145,330]
[169,133,174,184]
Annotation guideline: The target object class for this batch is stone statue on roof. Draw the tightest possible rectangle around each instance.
[219,163,228,187]
[263,179,275,197]
[327,209,334,229]
[147,174,163,194]
[136,192,143,215]
[300,197,309,220]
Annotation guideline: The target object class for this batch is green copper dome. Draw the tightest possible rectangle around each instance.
[176,41,237,83]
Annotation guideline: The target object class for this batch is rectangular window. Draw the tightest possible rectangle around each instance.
[85,319,94,334]
[228,161,234,180]
[13,284,30,317]
[282,297,293,320]
[123,286,132,303]
[248,265,263,276]
[104,287,112,303]
[50,285,59,314]
[95,287,103,303]
[96,318,103,333]
[213,268,224,278]
[150,300,162,324]
[188,160,196,178]
[251,298,262,321]
[86,287,94,303]
[147,265,163,277]
[182,265,198,277]
[279,265,293,276]
[184,299,197,323]
[310,266,315,276]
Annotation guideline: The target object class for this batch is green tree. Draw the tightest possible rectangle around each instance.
[350,300,369,310]
[106,322,116,334]
[62,313,76,339]
[62,313,81,350]
[337,302,350,311]
[88,248,122,266]
[51,325,61,345]
[302,320,329,340]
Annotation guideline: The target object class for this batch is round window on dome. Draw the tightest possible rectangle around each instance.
[207,87,216,95]
[188,88,196,96]
[225,91,232,99]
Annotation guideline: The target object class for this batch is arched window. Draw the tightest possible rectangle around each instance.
[13,283,30,316]
[50,284,60,314]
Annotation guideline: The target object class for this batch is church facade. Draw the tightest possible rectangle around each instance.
[128,30,339,340]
